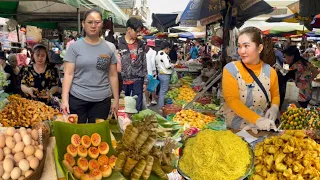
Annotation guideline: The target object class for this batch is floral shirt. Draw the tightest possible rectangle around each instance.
[20,63,60,103]
[291,61,314,102]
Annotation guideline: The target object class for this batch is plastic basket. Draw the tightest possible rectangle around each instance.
[147,75,160,92]
[162,104,182,117]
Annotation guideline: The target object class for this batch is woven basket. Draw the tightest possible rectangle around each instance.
[162,104,182,117]
[26,122,50,180]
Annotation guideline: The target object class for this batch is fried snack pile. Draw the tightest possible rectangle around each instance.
[0,95,59,127]
[251,130,320,180]
[179,130,251,180]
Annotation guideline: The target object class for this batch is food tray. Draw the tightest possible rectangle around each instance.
[26,122,50,180]
[177,133,254,180]
[53,121,125,180]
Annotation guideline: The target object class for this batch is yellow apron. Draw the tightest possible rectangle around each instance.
[220,62,272,129]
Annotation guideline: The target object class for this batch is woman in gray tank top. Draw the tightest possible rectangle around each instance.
[60,9,119,123]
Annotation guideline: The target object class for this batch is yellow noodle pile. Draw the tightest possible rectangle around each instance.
[179,130,251,180]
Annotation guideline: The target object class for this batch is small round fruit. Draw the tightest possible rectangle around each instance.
[10,167,21,180]
[77,157,89,172]
[91,133,101,147]
[108,155,116,168]
[67,144,77,157]
[100,165,112,178]
[98,142,109,155]
[3,147,11,156]
[19,159,30,171]
[0,148,3,161]
[88,159,100,171]
[81,174,95,180]
[13,133,21,142]
[90,169,102,180]
[88,147,99,159]
[98,154,109,166]
[64,153,75,166]
[2,172,10,180]
[72,166,84,179]
[81,135,91,148]
[77,145,88,158]
[71,134,81,147]
[0,164,3,177]
[31,129,38,141]
[0,135,5,148]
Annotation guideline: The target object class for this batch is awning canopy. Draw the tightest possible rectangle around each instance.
[0,0,128,29]
[151,13,179,32]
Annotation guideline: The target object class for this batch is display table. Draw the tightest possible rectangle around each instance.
[312,81,320,104]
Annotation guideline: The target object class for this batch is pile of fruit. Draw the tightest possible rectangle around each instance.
[0,127,44,180]
[63,133,114,180]
[191,102,220,111]
[165,88,179,100]
[0,95,59,127]
[280,106,320,130]
[180,76,193,86]
[173,109,215,129]
[251,130,320,180]
[115,115,177,180]
[175,85,195,102]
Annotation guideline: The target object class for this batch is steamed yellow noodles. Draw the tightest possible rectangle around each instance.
[179,130,251,180]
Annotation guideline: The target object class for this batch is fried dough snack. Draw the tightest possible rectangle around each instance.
[0,94,59,127]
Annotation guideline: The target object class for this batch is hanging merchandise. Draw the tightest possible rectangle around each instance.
[261,36,276,66]
[210,27,223,47]
[227,28,239,57]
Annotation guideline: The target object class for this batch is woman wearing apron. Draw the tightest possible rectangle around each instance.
[221,27,280,131]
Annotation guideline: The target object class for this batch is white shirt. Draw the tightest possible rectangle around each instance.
[146,48,156,75]
[156,50,173,75]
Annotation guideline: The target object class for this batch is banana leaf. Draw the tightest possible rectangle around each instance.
[53,121,126,180]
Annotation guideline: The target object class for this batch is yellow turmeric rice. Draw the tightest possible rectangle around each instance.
[179,130,251,180]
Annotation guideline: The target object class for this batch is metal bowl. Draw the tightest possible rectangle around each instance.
[177,133,254,180]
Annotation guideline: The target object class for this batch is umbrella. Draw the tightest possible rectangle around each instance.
[178,0,226,26]
[151,13,179,32]
[177,0,274,27]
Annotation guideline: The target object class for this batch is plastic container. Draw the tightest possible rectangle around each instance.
[162,104,182,117]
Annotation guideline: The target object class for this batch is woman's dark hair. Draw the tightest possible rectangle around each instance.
[283,45,308,67]
[82,9,103,37]
[126,17,144,32]
[160,41,171,50]
[104,17,118,48]
[31,44,49,64]
[239,27,265,59]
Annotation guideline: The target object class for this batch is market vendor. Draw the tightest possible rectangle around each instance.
[221,27,280,131]
[61,9,119,123]
[20,44,60,104]
[282,46,319,108]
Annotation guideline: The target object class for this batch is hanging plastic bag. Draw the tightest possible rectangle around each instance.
[285,81,299,102]
[170,70,178,84]
[147,75,160,92]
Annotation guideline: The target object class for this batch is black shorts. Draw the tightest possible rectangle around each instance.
[69,94,111,123]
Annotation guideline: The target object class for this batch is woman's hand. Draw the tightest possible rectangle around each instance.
[111,100,119,115]
[60,99,70,114]
[25,87,37,98]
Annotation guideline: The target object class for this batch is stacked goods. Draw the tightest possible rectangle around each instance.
[179,130,252,180]
[115,115,177,180]
[0,127,43,179]
[190,102,220,111]
[173,109,215,129]
[175,85,195,102]
[280,106,320,130]
[165,89,179,100]
[251,131,320,180]
[0,95,59,127]
[179,76,193,86]
[62,133,113,180]
[0,93,9,110]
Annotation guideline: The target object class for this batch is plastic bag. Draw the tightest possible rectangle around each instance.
[170,70,178,84]
[285,81,299,102]
[147,75,160,92]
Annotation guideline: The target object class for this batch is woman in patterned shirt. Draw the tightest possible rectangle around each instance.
[20,44,60,104]
[283,46,319,108]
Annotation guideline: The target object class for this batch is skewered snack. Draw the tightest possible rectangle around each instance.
[0,95,59,127]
